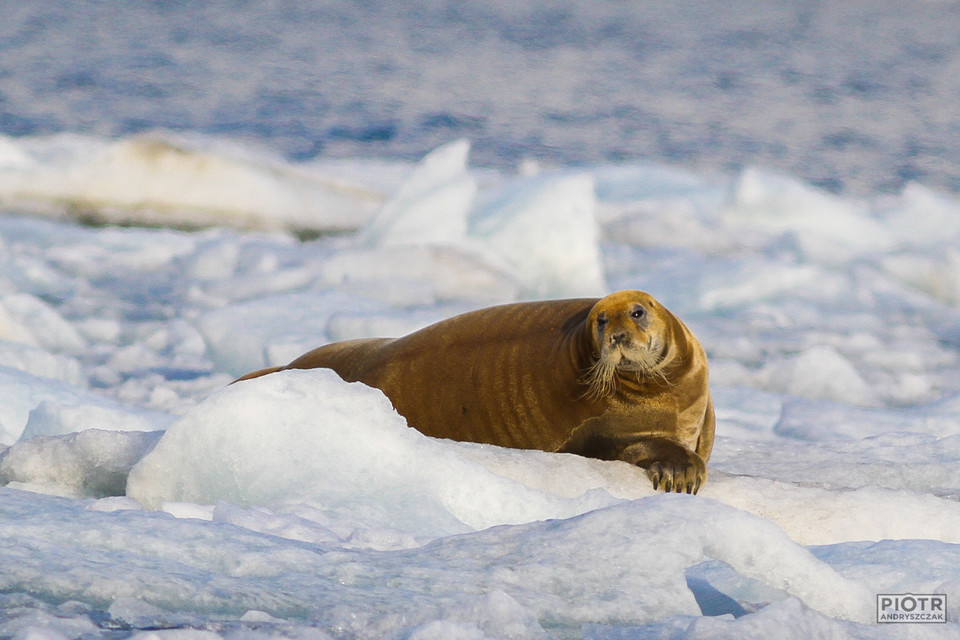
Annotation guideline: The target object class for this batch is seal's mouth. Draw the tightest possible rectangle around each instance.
[614,337,665,372]
[581,338,666,399]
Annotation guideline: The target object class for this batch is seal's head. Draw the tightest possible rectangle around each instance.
[582,290,674,398]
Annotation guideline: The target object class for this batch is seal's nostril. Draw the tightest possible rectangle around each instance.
[610,332,627,344]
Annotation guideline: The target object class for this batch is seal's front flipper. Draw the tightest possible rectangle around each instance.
[618,437,707,494]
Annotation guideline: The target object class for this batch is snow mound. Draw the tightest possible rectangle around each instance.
[126,369,625,537]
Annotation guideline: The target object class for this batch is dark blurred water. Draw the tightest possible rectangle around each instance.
[3,0,960,195]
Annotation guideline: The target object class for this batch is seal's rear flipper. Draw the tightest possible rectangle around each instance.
[232,366,284,384]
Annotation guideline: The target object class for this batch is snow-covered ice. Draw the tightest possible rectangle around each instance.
[0,133,384,232]
[1,137,960,638]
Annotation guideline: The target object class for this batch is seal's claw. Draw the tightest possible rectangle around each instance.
[642,445,707,495]
[649,463,662,491]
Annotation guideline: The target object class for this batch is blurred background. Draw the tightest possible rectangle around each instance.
[3,0,960,196]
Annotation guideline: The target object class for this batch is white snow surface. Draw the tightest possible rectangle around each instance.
[1,139,960,638]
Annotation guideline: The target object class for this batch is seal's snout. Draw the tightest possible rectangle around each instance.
[609,331,628,345]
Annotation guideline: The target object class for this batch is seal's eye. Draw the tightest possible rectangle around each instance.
[631,306,646,320]
[596,313,608,327]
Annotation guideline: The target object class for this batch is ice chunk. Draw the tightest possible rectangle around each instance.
[161,502,215,521]
[0,133,384,232]
[0,304,36,347]
[211,502,346,548]
[0,367,169,446]
[699,261,843,312]
[0,293,86,353]
[725,167,893,255]
[588,598,858,640]
[0,429,162,498]
[593,163,727,208]
[775,394,960,441]
[711,431,960,503]
[351,142,605,299]
[880,182,960,246]
[88,496,143,512]
[468,172,606,297]
[709,386,785,440]
[814,539,960,622]
[0,605,99,640]
[0,340,84,386]
[758,346,879,407]
[404,590,549,639]
[0,134,33,169]
[184,238,240,282]
[193,292,379,376]
[705,473,960,545]
[325,304,483,343]
[318,245,521,306]
[21,399,173,440]
[593,163,732,252]
[881,248,960,305]
[107,597,211,636]
[126,369,624,537]
[359,139,475,247]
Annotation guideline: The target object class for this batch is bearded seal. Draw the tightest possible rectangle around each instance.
[236,290,715,493]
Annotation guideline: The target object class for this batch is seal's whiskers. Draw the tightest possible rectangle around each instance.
[580,355,619,399]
